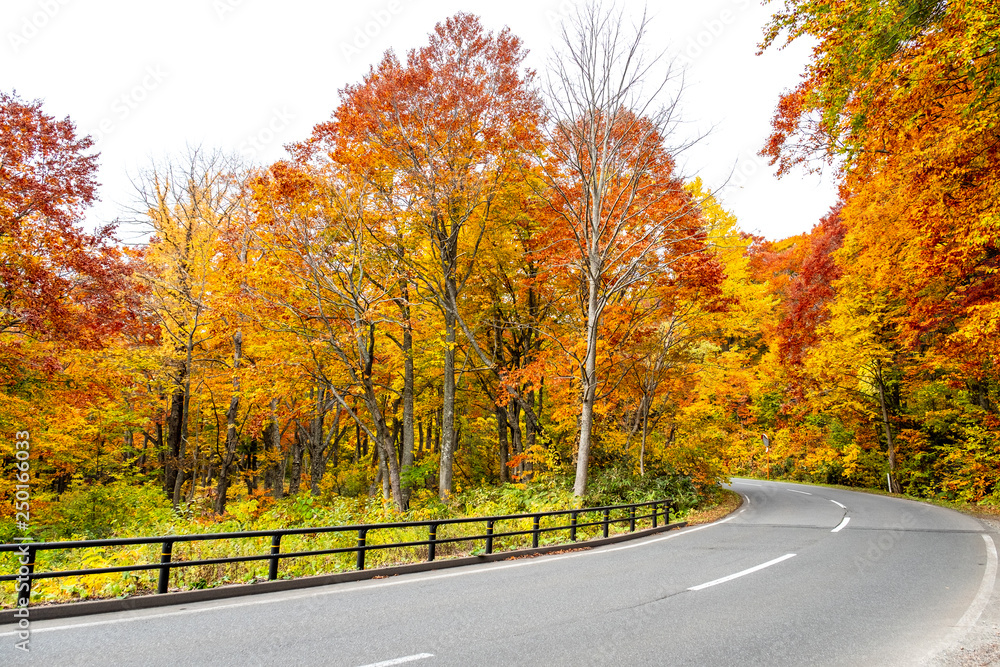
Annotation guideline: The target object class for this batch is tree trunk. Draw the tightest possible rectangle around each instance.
[507,400,523,478]
[394,276,417,507]
[640,405,649,477]
[245,439,258,495]
[875,362,901,494]
[573,276,600,497]
[379,446,391,501]
[262,402,285,499]
[522,393,537,481]
[309,402,349,495]
[400,335,416,507]
[439,305,457,499]
[214,331,242,514]
[496,404,509,483]
[165,387,185,497]
[310,446,327,495]
[305,384,327,495]
[369,452,383,497]
[173,334,196,507]
[355,421,362,462]
[288,424,305,496]
[361,396,404,509]
[150,420,163,483]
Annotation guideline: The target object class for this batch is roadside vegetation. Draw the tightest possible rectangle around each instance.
[0,465,714,607]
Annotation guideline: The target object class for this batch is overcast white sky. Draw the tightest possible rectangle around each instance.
[3,0,839,241]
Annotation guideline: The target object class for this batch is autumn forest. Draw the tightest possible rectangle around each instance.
[3,0,999,547]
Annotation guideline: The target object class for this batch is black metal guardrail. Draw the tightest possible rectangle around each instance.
[1,498,674,606]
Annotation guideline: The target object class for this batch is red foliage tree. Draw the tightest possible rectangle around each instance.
[0,91,142,349]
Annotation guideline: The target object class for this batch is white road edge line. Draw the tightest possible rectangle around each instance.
[830,500,847,509]
[604,513,739,553]
[831,517,850,533]
[357,653,434,667]
[0,511,744,637]
[787,490,812,496]
[688,554,797,591]
[926,534,998,662]
[956,535,997,629]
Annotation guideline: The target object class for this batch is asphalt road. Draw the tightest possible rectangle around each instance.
[2,479,996,666]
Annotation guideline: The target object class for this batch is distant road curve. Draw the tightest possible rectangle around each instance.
[2,479,995,666]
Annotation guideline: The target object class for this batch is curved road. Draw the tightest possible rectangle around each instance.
[2,479,996,665]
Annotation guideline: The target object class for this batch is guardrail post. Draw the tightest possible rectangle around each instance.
[17,545,36,608]
[602,509,610,538]
[532,515,540,549]
[570,511,578,541]
[356,529,368,570]
[651,502,658,529]
[666,504,672,525]
[629,506,636,532]
[428,523,437,562]
[269,535,282,580]
[158,540,174,594]
[485,521,494,555]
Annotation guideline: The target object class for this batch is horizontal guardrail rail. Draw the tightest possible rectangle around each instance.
[1,498,675,606]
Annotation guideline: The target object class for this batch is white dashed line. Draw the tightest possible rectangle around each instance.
[830,500,846,509]
[831,517,850,533]
[357,653,434,667]
[787,489,812,496]
[688,554,797,591]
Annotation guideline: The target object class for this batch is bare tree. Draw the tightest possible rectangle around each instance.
[540,3,706,496]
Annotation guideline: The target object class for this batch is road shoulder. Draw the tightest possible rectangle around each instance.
[924,516,1000,666]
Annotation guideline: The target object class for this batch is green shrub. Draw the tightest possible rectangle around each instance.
[36,481,173,540]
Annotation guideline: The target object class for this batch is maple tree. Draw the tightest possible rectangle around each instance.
[0,91,142,349]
